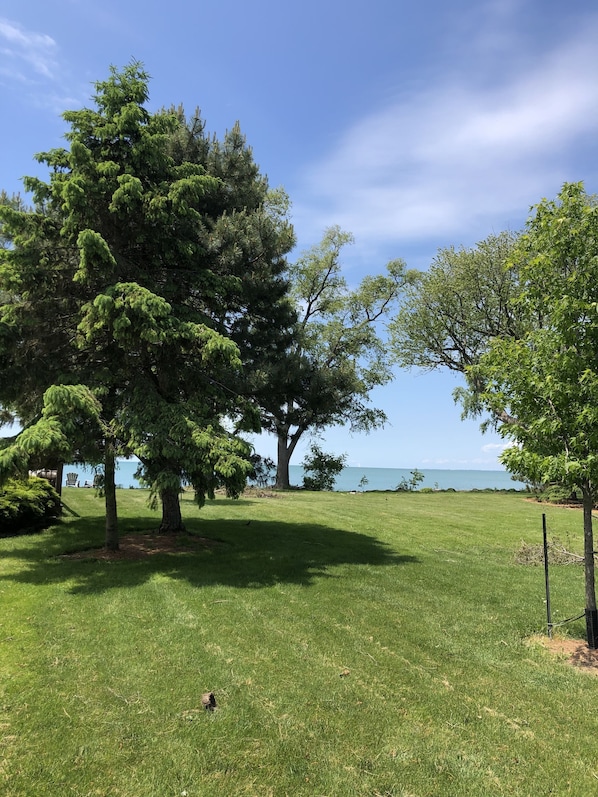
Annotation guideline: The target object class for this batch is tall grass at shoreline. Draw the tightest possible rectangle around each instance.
[0,489,594,796]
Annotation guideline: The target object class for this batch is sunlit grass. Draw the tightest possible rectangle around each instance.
[0,489,594,796]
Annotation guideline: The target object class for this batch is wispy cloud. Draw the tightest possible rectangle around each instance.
[294,11,598,252]
[481,443,510,454]
[0,17,59,81]
[0,18,84,113]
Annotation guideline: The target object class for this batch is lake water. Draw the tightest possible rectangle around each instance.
[62,461,526,492]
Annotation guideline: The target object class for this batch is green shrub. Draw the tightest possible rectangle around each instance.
[395,468,425,492]
[302,444,347,491]
[0,477,61,535]
[536,484,581,505]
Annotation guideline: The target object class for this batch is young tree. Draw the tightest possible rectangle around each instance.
[395,469,424,492]
[0,62,295,539]
[259,226,411,489]
[474,183,598,648]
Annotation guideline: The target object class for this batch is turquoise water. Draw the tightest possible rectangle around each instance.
[327,466,525,492]
[63,461,526,492]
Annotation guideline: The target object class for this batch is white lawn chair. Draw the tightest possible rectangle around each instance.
[83,473,104,488]
[65,472,79,487]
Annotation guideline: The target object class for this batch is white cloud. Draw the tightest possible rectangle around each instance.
[0,18,59,81]
[481,443,510,454]
[294,14,598,250]
[0,18,83,113]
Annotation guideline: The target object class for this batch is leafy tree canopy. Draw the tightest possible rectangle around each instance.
[389,230,522,421]
[474,184,598,489]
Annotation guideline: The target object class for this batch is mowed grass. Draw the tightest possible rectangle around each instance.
[0,488,595,796]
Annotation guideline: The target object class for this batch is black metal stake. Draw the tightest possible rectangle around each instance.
[543,514,552,638]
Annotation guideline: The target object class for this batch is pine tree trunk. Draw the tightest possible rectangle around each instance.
[582,483,598,648]
[104,446,119,551]
[159,487,185,533]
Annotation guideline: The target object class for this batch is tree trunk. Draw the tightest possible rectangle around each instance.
[275,431,292,489]
[582,483,598,648]
[159,487,185,533]
[275,428,303,489]
[104,446,119,551]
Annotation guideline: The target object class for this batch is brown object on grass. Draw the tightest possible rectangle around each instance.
[201,692,217,711]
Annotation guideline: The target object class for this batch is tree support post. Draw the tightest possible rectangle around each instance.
[542,514,552,639]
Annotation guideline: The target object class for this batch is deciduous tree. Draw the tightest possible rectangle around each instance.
[259,226,410,489]
[473,182,598,647]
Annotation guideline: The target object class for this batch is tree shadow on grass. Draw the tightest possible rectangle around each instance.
[0,512,419,595]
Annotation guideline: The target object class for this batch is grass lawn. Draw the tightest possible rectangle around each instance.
[0,488,596,796]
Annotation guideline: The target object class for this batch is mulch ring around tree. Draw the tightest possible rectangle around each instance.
[533,635,598,675]
[60,532,220,561]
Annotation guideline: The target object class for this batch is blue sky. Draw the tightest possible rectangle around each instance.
[2,0,598,470]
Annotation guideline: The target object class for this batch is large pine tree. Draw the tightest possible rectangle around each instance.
[0,62,295,540]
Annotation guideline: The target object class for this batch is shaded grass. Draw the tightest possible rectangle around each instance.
[0,489,595,796]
